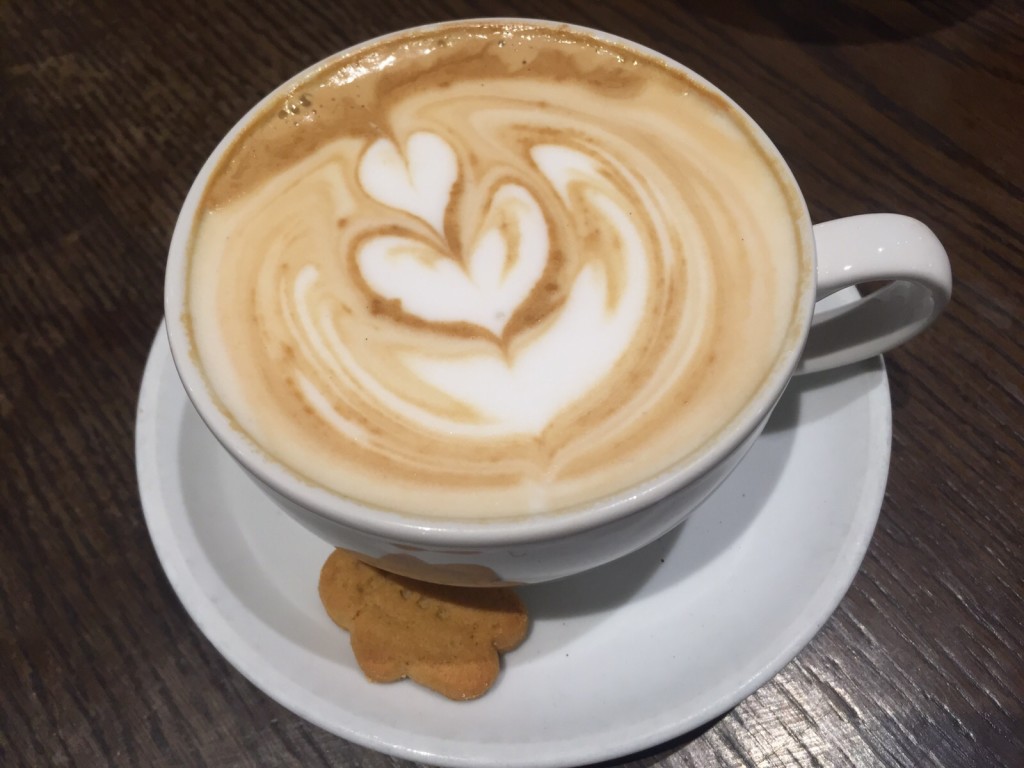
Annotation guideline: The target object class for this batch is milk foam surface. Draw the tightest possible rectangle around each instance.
[187,22,808,519]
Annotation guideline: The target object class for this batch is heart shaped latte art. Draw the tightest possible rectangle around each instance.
[358,132,458,236]
[356,137,549,336]
[340,134,651,434]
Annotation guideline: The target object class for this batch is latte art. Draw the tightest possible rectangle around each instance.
[356,134,550,340]
[350,136,652,435]
[187,22,808,519]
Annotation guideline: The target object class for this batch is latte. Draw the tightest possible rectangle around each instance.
[186,21,809,519]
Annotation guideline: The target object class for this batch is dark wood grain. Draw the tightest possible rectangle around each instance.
[2,0,1022,766]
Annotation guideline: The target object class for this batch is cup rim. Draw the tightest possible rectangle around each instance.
[164,17,816,548]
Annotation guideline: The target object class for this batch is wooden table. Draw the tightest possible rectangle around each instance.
[3,1,1021,765]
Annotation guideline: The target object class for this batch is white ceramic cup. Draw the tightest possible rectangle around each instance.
[165,20,952,586]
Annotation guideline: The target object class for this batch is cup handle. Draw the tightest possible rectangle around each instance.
[795,213,952,374]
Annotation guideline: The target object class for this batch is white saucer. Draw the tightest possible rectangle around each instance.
[136,318,891,768]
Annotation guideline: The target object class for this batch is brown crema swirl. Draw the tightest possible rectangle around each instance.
[187,22,809,520]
